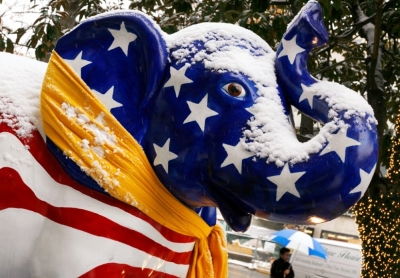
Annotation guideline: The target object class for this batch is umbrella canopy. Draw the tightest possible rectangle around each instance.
[270,229,328,260]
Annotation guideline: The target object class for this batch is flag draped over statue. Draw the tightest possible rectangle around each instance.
[40,51,228,278]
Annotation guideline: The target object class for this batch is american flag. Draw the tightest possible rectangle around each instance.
[0,122,195,277]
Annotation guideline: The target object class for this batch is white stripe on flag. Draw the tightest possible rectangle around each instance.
[0,209,189,278]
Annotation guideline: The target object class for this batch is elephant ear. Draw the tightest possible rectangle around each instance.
[54,11,168,140]
[46,11,168,193]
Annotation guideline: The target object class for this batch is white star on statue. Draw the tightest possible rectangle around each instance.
[349,164,376,195]
[183,94,218,132]
[153,138,178,174]
[64,51,91,77]
[277,35,305,64]
[92,87,123,110]
[164,65,193,97]
[108,21,137,56]
[220,139,254,174]
[299,83,315,108]
[267,163,305,201]
[319,126,361,162]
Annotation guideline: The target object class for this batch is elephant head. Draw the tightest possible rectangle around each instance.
[47,1,378,232]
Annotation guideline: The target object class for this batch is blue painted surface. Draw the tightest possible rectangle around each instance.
[46,1,378,232]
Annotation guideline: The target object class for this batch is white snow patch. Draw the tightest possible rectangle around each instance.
[61,103,118,148]
[90,160,120,189]
[125,192,138,207]
[95,112,106,126]
[77,114,90,125]
[307,81,375,122]
[80,139,90,150]
[92,146,105,157]
[0,52,47,138]
[60,102,121,188]
[62,102,78,118]
[244,84,345,166]
[83,123,117,146]
[166,23,277,89]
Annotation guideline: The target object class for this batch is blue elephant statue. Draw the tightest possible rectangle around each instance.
[0,0,377,276]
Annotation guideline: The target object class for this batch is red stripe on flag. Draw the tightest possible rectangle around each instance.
[79,263,178,278]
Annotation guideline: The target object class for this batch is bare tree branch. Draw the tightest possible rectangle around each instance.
[338,0,396,40]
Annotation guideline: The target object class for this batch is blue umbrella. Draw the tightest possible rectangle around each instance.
[270,229,328,260]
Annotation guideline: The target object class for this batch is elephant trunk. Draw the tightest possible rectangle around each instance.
[275,1,373,127]
[276,1,329,123]
[229,1,378,229]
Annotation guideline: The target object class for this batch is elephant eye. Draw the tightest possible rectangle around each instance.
[223,83,246,98]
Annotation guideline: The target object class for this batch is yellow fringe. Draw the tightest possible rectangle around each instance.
[40,51,227,278]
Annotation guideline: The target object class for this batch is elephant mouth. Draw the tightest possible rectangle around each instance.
[208,183,255,232]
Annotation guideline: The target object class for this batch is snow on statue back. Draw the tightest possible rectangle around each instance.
[0,0,377,276]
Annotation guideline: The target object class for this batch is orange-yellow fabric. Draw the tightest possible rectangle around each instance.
[40,51,227,278]
[187,223,228,278]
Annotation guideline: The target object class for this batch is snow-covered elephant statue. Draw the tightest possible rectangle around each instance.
[0,0,377,277]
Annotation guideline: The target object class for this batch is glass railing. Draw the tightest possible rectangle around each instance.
[219,219,284,275]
